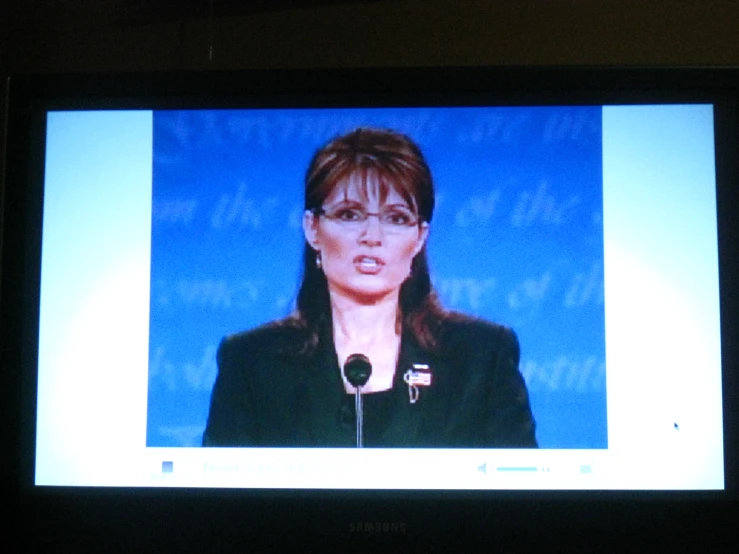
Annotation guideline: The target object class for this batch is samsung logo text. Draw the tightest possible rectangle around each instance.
[349,522,407,534]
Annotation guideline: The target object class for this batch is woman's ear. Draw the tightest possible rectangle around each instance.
[303,210,320,250]
[413,222,429,256]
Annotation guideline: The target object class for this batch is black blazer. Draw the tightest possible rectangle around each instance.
[202,315,537,448]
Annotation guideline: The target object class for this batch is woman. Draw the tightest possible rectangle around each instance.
[203,127,537,448]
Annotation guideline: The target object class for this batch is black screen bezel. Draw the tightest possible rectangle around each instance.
[4,67,739,551]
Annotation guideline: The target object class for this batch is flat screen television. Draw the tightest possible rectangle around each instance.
[4,67,738,552]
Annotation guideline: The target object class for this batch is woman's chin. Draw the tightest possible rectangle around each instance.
[342,281,401,304]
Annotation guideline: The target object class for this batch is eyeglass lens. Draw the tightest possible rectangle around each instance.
[321,205,418,227]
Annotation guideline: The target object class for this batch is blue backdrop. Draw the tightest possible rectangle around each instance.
[146,106,606,449]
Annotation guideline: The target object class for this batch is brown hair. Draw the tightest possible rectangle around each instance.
[293,127,446,353]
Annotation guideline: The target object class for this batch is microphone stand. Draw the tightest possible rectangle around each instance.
[343,354,372,449]
[355,384,365,448]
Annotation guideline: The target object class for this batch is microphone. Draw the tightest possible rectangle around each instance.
[343,354,372,448]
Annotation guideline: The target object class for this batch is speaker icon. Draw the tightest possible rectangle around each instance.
[478,462,487,474]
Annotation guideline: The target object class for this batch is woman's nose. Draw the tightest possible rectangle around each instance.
[359,213,383,245]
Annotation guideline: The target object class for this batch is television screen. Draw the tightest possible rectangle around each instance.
[5,68,738,550]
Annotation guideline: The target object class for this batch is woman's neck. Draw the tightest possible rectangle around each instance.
[329,288,400,346]
[328,287,402,393]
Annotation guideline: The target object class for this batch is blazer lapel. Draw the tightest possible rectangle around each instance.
[378,332,452,446]
[296,336,354,447]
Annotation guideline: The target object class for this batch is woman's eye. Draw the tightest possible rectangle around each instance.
[336,208,364,221]
[385,210,412,225]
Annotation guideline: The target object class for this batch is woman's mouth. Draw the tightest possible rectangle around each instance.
[353,255,385,274]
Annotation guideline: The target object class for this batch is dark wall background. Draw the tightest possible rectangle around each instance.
[3,0,739,75]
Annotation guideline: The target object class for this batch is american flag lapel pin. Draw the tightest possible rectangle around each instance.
[403,364,432,404]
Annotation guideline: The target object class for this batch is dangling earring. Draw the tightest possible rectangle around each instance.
[316,251,322,269]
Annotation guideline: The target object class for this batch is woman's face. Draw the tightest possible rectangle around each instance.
[303,176,428,304]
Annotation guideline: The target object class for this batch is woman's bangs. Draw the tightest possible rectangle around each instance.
[337,166,418,212]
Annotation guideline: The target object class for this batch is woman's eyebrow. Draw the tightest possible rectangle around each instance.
[326,199,364,207]
[325,199,413,210]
